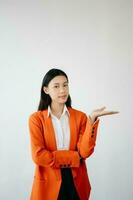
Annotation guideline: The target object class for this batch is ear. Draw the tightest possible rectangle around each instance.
[43,86,49,94]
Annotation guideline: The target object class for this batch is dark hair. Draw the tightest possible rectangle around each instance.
[37,68,72,111]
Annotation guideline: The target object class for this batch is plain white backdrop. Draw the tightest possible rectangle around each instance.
[0,0,133,199]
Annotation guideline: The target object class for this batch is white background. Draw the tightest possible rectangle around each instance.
[0,0,133,199]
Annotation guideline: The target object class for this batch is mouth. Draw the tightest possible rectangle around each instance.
[58,95,67,99]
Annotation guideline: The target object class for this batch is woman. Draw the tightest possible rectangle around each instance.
[28,68,119,200]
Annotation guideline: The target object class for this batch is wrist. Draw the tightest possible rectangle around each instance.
[89,114,97,124]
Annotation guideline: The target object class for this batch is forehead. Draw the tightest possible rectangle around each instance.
[49,75,68,84]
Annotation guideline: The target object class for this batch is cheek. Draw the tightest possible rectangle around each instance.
[66,88,69,94]
[49,90,58,98]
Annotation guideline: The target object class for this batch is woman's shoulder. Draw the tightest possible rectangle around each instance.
[28,110,46,121]
[69,107,87,118]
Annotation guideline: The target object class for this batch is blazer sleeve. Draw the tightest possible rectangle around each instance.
[28,113,54,167]
[52,150,80,168]
[77,113,100,159]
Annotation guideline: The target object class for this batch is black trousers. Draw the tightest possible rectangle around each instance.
[57,168,80,200]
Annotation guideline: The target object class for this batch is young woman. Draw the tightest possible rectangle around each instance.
[28,68,119,200]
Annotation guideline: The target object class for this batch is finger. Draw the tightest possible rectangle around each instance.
[99,111,119,116]
[93,106,106,112]
[99,106,106,110]
[105,111,119,114]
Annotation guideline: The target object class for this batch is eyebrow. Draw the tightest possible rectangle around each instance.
[53,81,68,85]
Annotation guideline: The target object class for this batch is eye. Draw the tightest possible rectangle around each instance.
[64,84,68,87]
[54,85,59,88]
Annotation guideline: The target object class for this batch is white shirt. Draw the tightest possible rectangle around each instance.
[47,105,70,150]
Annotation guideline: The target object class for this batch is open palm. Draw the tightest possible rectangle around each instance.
[91,106,119,118]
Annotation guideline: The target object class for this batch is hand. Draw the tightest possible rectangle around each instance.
[89,106,119,123]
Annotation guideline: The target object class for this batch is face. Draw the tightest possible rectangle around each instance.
[43,75,69,105]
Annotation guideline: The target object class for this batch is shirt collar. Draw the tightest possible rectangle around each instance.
[47,104,70,118]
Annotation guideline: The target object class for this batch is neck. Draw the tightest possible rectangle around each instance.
[50,102,65,117]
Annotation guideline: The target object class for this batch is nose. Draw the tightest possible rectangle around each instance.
[60,86,65,93]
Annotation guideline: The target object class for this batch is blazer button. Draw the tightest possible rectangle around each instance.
[92,130,94,133]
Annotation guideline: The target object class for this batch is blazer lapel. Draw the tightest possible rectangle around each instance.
[43,110,57,151]
[68,107,78,150]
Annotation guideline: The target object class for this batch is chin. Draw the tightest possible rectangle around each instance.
[58,99,67,104]
[59,100,67,104]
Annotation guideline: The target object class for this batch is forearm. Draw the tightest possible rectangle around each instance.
[77,116,100,159]
[32,148,80,168]
[52,150,80,168]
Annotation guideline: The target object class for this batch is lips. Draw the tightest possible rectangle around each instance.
[59,95,67,98]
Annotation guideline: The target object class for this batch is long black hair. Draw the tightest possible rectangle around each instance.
[37,68,72,111]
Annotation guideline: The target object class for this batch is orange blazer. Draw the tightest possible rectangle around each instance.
[28,107,100,200]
